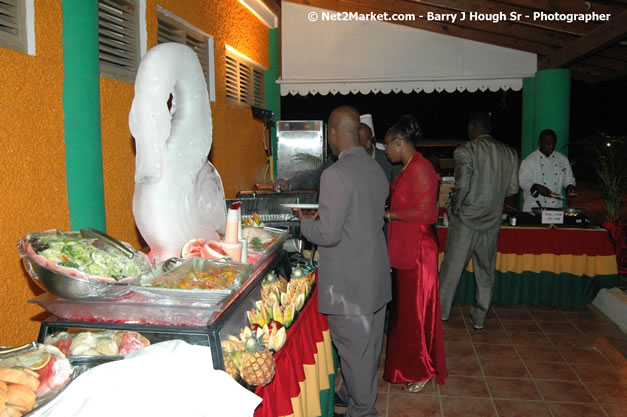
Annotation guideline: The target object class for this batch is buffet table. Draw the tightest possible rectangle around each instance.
[436,226,619,307]
[255,280,336,417]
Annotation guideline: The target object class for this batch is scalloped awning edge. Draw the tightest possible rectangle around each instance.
[279,78,525,96]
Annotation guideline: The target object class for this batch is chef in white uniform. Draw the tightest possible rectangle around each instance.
[519,129,576,212]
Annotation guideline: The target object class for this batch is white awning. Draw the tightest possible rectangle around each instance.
[280,3,537,96]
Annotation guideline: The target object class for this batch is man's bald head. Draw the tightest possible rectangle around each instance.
[328,105,361,156]
[359,123,374,155]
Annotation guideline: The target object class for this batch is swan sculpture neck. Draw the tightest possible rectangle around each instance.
[129,43,227,261]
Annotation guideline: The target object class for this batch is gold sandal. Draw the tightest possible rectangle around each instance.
[403,379,432,393]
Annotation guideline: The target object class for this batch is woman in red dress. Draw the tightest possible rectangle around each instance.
[383,115,447,392]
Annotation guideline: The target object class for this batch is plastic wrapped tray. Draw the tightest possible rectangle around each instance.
[18,230,151,300]
[131,257,252,304]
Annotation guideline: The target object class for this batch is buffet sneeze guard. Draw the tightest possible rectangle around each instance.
[276,120,326,181]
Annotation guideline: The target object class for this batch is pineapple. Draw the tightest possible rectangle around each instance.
[261,271,287,305]
[221,339,243,380]
[240,331,275,387]
[223,352,240,380]
[289,266,311,298]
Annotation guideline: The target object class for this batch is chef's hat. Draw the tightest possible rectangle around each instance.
[360,114,375,138]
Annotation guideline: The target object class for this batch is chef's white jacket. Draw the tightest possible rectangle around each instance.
[519,149,576,212]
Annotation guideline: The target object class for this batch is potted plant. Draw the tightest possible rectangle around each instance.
[590,132,626,274]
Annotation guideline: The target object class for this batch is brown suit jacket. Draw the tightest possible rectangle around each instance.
[300,146,391,315]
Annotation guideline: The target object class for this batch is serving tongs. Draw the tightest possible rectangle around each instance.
[80,227,136,260]
[0,341,37,358]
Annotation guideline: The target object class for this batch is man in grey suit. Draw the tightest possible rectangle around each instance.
[439,111,519,330]
[294,105,391,417]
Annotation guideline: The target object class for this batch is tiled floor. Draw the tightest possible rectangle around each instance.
[337,302,627,417]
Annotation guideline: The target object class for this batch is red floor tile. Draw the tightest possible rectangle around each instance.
[585,382,627,405]
[547,333,594,348]
[470,331,511,345]
[439,376,490,398]
[496,309,534,321]
[500,320,542,333]
[440,397,496,417]
[445,357,482,377]
[444,342,475,359]
[530,310,568,322]
[604,405,627,417]
[480,358,529,378]
[388,393,441,417]
[375,393,387,416]
[536,321,580,334]
[534,380,596,403]
[378,372,389,393]
[493,399,551,417]
[571,363,627,384]
[508,331,552,347]
[485,377,541,400]
[474,344,518,360]
[576,323,625,338]
[443,328,472,343]
[516,345,564,362]
[443,319,467,330]
[548,402,609,417]
[524,361,578,381]
[558,347,610,364]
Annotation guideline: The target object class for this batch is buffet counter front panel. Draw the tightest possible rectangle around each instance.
[436,226,619,307]
[255,281,336,417]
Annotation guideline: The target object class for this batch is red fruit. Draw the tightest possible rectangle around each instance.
[268,320,283,331]
[181,239,208,258]
[53,339,72,356]
[205,241,228,258]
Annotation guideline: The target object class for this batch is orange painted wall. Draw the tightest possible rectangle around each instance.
[0,1,67,345]
[1,0,270,346]
[156,0,271,197]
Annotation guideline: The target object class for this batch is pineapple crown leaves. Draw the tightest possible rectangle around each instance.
[291,266,307,279]
[243,331,269,353]
[263,271,279,284]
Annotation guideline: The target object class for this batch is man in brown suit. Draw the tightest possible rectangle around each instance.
[295,105,391,417]
[439,111,519,330]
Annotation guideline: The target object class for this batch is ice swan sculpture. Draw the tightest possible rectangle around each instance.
[129,43,227,261]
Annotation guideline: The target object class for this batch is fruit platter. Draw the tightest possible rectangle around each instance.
[0,342,75,416]
[220,265,316,388]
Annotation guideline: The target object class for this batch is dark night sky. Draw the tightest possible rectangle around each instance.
[281,77,627,179]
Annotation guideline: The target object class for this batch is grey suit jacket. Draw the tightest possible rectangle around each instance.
[300,146,391,315]
[373,147,402,183]
[448,134,519,232]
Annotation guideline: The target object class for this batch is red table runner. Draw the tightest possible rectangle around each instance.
[437,226,616,256]
[254,279,333,417]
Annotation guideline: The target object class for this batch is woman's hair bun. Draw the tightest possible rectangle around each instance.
[387,114,423,145]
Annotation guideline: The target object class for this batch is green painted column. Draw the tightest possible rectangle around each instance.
[521,77,536,160]
[62,0,106,231]
[533,69,571,156]
[265,28,281,180]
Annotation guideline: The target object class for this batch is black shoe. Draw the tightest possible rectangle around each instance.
[334,393,347,408]
[334,413,345,417]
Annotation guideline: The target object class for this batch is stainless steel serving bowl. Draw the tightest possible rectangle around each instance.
[22,255,133,300]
